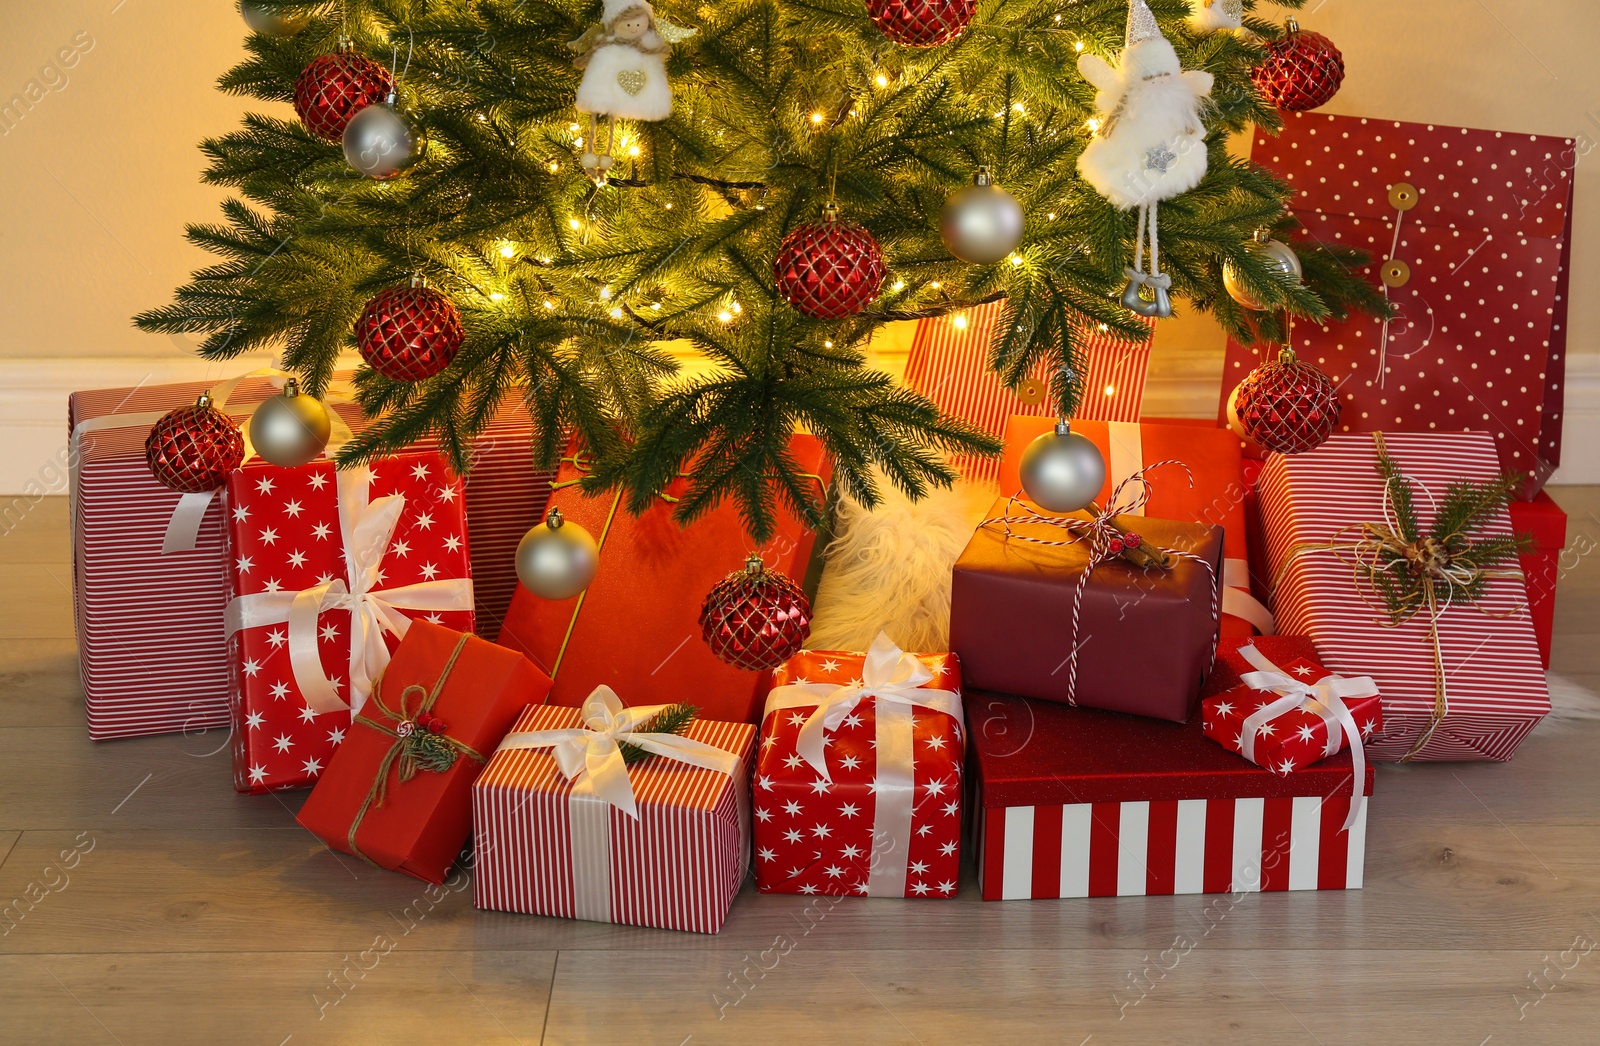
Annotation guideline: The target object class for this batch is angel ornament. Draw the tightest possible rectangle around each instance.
[568,0,696,185]
[1077,0,1214,318]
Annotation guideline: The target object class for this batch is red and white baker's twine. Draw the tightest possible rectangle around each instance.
[980,462,1219,705]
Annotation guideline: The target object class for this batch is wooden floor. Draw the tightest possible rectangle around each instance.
[5,492,1600,1045]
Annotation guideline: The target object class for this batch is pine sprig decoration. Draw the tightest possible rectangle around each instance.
[618,703,698,765]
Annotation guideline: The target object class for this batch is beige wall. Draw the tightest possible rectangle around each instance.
[2,1,1598,363]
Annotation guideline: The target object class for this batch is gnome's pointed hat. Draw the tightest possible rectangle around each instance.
[1126,0,1165,48]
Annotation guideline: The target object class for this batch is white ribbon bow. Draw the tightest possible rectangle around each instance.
[1236,643,1378,832]
[223,465,474,716]
[495,685,742,820]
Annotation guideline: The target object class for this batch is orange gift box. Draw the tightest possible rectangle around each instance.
[496,435,829,724]
[998,417,1269,639]
[296,621,551,883]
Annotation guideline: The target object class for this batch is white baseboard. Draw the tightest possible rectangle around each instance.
[4,350,1597,496]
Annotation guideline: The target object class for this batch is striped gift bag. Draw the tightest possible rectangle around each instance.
[903,300,1153,481]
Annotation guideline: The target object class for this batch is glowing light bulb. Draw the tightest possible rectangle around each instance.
[1104,384,1116,397]
[1098,323,1109,332]
[1086,118,1101,133]
[628,145,641,157]
[599,286,613,299]
[892,280,906,291]
[569,123,581,132]
[929,281,941,290]
[1012,102,1025,113]
[1009,254,1024,267]
[574,137,584,148]
[823,340,834,348]
[731,301,742,314]
[544,300,556,310]
[810,112,824,125]
[498,243,516,258]
[490,292,506,302]
[1073,38,1083,50]
[875,74,889,87]
[664,202,673,210]
[568,218,582,230]
[952,313,969,330]
[717,310,733,323]
[1047,212,1057,221]
[548,161,561,173]
[610,307,624,319]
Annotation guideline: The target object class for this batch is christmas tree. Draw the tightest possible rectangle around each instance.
[135,0,1387,540]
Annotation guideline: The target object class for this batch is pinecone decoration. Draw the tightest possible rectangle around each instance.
[144,393,246,493]
[774,205,886,320]
[355,278,464,382]
[293,49,396,142]
[866,0,976,47]
[1252,18,1345,113]
[1233,347,1343,455]
[700,556,813,671]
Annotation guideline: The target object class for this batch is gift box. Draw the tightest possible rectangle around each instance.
[999,416,1274,637]
[472,690,757,933]
[67,372,549,741]
[495,436,828,725]
[969,690,1373,900]
[1509,491,1568,668]
[223,452,476,792]
[1259,432,1550,762]
[1201,637,1382,776]
[1223,113,1574,498]
[950,498,1223,722]
[754,634,964,898]
[296,622,551,883]
[901,301,1152,481]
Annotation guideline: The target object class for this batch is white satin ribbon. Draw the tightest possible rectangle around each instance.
[763,632,964,897]
[223,466,473,715]
[1223,558,1277,634]
[1235,643,1377,831]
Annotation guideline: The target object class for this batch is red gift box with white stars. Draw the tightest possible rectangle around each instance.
[752,639,964,899]
[222,452,476,793]
[1200,637,1382,776]
[1224,112,1573,498]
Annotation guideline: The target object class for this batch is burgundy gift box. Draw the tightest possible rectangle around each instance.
[950,498,1223,723]
[968,690,1373,900]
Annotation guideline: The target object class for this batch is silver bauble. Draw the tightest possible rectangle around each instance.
[239,0,312,37]
[515,508,599,600]
[940,167,1025,265]
[1018,420,1107,514]
[248,379,332,467]
[343,98,427,180]
[1222,236,1303,311]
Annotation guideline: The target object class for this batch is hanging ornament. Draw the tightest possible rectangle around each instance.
[1018,419,1108,514]
[1222,228,1304,311]
[940,166,1025,265]
[1078,0,1214,320]
[343,92,427,180]
[1252,18,1345,113]
[568,0,697,185]
[247,378,333,467]
[1188,0,1243,33]
[144,393,246,493]
[515,508,600,600]
[866,0,976,48]
[293,45,396,143]
[775,204,886,320]
[699,555,812,671]
[239,0,312,37]
[1233,347,1342,455]
[1223,382,1254,444]
[356,277,463,382]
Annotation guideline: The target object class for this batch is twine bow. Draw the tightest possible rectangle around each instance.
[1274,433,1527,761]
[979,462,1219,705]
[495,686,738,819]
[1235,643,1377,830]
[344,632,489,865]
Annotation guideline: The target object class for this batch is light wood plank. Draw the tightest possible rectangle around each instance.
[0,639,84,727]
[0,495,69,565]
[0,564,76,638]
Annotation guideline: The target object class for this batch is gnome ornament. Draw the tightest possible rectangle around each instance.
[1188,0,1244,33]
[1078,0,1214,318]
[568,0,695,184]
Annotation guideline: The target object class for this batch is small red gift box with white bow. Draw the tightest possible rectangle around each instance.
[1201,637,1382,782]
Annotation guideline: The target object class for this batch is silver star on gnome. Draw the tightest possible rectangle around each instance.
[1145,144,1177,172]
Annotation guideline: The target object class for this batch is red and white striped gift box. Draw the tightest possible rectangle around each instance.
[902,300,1153,481]
[68,378,550,742]
[1258,432,1549,762]
[472,705,756,934]
[968,691,1372,901]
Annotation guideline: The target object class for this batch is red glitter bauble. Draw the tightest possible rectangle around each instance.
[1234,349,1343,455]
[699,557,813,671]
[293,50,395,142]
[144,394,246,493]
[866,0,975,47]
[774,207,885,320]
[1251,19,1345,113]
[355,282,464,382]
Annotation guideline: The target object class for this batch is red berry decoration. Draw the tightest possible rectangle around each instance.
[1251,18,1345,113]
[293,48,395,142]
[144,393,246,493]
[774,204,886,320]
[866,0,975,47]
[699,555,813,671]
[1233,347,1343,455]
[355,277,464,382]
